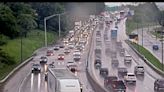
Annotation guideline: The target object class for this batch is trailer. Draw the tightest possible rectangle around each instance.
[47,68,82,92]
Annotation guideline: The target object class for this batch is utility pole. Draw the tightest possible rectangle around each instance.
[142,23,143,46]
[44,12,66,47]
[59,14,61,38]
[161,26,164,71]
[44,18,47,47]
[20,31,23,63]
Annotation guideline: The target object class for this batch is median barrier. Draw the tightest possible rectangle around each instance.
[85,23,108,92]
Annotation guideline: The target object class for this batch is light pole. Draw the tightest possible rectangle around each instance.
[44,12,66,47]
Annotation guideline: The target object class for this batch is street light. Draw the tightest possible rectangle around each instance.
[44,12,66,47]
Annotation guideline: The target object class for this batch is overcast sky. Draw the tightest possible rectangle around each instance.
[105,2,135,7]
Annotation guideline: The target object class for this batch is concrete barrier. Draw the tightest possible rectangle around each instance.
[85,23,108,92]
[125,40,164,77]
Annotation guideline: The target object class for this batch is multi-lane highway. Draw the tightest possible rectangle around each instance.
[133,26,164,63]
[3,13,164,92]
[89,17,163,92]
[3,19,97,92]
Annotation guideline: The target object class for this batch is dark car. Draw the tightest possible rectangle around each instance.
[110,80,126,92]
[118,67,128,78]
[40,56,48,64]
[54,45,60,50]
[100,68,109,78]
[31,64,41,74]
[111,58,119,67]
[94,59,102,69]
[104,76,118,87]
[153,45,159,50]
[59,43,65,48]
[154,79,164,92]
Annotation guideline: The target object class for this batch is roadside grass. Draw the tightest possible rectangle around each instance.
[130,41,164,71]
[0,29,57,80]
[150,30,164,39]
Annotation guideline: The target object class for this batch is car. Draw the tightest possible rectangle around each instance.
[118,67,128,78]
[153,44,159,50]
[111,51,117,58]
[124,73,136,85]
[76,45,84,51]
[124,55,132,64]
[111,58,119,67]
[59,43,65,48]
[64,48,71,54]
[46,50,54,56]
[109,80,126,92]
[104,76,118,87]
[95,48,101,58]
[54,45,60,50]
[40,56,48,64]
[100,68,109,78]
[73,51,81,61]
[68,43,74,49]
[58,54,64,60]
[31,64,41,74]
[120,48,125,56]
[134,65,145,76]
[154,79,164,92]
[94,59,102,69]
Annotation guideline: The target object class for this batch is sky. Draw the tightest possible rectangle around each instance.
[105,2,134,7]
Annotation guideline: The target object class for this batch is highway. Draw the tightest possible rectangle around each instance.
[4,20,95,92]
[3,14,164,92]
[89,17,163,92]
[133,26,164,64]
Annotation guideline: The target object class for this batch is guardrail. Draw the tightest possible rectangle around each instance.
[125,40,164,77]
[85,23,108,92]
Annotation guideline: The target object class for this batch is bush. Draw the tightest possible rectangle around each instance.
[0,49,16,65]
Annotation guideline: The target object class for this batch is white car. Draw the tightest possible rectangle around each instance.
[124,55,132,64]
[124,73,136,85]
[68,43,74,49]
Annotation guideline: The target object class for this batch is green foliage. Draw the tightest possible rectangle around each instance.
[0,34,9,45]
[0,3,19,39]
[126,2,159,34]
[130,41,164,71]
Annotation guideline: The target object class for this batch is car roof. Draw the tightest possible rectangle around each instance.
[127,73,135,75]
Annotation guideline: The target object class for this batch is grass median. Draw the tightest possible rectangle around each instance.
[129,41,164,71]
[0,29,57,80]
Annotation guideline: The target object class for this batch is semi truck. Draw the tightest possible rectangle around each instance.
[111,28,118,39]
[47,68,83,92]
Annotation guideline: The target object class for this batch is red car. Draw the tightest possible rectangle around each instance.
[47,50,54,56]
[58,54,64,60]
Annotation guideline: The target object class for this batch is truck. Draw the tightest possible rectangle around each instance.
[111,28,118,39]
[47,68,83,92]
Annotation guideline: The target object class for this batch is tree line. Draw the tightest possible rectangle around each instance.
[0,2,105,65]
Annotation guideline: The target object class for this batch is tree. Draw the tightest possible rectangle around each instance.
[0,3,19,39]
[17,14,37,37]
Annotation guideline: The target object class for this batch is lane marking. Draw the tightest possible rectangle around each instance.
[18,71,31,92]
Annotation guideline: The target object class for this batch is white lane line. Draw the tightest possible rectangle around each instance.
[38,73,41,92]
[18,71,31,92]
[31,73,34,92]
